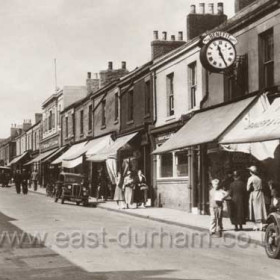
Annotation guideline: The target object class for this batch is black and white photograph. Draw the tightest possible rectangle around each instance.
[0,0,280,279]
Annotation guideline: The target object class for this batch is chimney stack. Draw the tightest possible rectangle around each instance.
[153,30,159,40]
[87,72,91,79]
[162,31,167,40]
[190,4,196,14]
[108,61,113,70]
[217,3,224,14]
[178,31,183,41]
[121,61,126,70]
[208,3,214,14]
[199,3,205,14]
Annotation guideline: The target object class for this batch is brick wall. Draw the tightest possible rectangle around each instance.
[99,69,128,88]
[151,40,186,60]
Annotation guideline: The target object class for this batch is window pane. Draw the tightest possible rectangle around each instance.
[176,152,188,177]
[160,153,173,177]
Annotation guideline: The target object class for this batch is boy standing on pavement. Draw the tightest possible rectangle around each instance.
[209,178,227,236]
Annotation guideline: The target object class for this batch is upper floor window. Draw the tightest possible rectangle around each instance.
[115,93,119,121]
[127,90,134,121]
[80,110,84,135]
[145,80,151,116]
[48,111,52,130]
[72,113,75,136]
[88,105,93,131]
[259,29,274,89]
[102,100,106,127]
[65,116,69,137]
[188,62,197,109]
[58,104,61,126]
[166,73,174,116]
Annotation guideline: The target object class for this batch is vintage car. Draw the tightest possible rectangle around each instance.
[264,211,280,259]
[0,166,11,187]
[54,172,89,206]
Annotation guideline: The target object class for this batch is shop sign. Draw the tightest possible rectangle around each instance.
[41,137,59,151]
[155,132,174,145]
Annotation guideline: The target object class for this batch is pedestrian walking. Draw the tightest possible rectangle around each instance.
[209,178,227,236]
[123,170,134,209]
[113,171,124,209]
[135,170,148,208]
[247,166,267,231]
[31,169,38,191]
[14,170,22,194]
[223,171,246,231]
[22,169,28,195]
[96,168,107,201]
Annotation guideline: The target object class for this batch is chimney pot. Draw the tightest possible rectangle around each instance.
[87,72,91,79]
[171,35,175,41]
[162,31,167,40]
[208,3,214,14]
[178,31,183,41]
[121,61,126,70]
[153,30,159,40]
[108,61,113,70]
[199,3,205,14]
[190,4,196,14]
[217,2,224,14]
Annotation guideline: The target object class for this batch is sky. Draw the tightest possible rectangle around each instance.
[0,0,235,138]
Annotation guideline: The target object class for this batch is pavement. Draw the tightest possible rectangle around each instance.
[30,186,265,246]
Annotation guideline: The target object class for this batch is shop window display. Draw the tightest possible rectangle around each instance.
[176,152,188,177]
[160,153,173,178]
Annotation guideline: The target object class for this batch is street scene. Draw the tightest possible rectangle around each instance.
[1,0,280,279]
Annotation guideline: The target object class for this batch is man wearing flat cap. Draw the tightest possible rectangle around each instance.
[247,165,267,230]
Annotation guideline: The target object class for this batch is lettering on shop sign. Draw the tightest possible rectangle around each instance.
[244,118,280,130]
[41,139,59,150]
[202,31,238,45]
[155,133,174,145]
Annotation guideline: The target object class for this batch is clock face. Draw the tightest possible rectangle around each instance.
[205,38,236,71]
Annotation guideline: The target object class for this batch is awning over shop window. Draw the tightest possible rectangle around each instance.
[51,142,87,165]
[41,146,68,163]
[220,96,280,144]
[62,135,112,168]
[87,132,138,162]
[8,151,28,166]
[152,96,257,154]
[24,149,57,166]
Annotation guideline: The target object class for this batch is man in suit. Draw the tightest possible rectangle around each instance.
[14,169,22,194]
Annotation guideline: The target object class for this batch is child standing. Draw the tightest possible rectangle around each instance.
[209,178,227,236]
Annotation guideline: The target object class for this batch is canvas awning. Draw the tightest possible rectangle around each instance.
[51,142,87,165]
[87,132,138,162]
[62,135,112,168]
[41,146,68,163]
[8,151,28,166]
[24,149,57,166]
[220,96,280,144]
[152,96,257,154]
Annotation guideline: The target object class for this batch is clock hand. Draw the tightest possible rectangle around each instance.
[217,45,227,67]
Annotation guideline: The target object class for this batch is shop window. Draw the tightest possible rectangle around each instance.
[115,93,119,121]
[176,152,188,177]
[160,153,173,178]
[188,62,197,109]
[88,104,93,131]
[80,110,84,135]
[102,100,106,127]
[127,90,134,121]
[259,29,274,89]
[145,80,151,116]
[166,73,174,116]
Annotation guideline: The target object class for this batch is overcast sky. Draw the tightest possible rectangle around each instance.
[0,0,234,138]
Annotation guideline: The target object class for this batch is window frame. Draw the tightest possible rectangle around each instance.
[101,99,106,127]
[88,104,93,131]
[127,89,134,122]
[166,73,174,116]
[80,110,84,135]
[188,62,197,109]
[145,80,151,116]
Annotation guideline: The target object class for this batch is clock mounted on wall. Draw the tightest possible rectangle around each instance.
[200,31,238,73]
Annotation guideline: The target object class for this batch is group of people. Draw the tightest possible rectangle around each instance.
[114,170,149,209]
[13,169,39,195]
[209,165,279,236]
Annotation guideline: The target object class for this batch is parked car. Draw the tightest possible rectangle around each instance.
[54,172,89,206]
[264,211,280,259]
[0,166,11,188]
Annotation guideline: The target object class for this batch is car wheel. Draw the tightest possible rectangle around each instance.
[265,223,280,259]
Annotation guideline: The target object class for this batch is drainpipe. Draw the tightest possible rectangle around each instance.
[200,69,209,109]
[152,70,157,125]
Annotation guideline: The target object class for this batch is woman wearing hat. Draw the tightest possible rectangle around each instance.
[247,166,267,230]
[223,171,246,230]
[123,170,135,209]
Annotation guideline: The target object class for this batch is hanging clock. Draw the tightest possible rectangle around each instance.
[200,32,238,73]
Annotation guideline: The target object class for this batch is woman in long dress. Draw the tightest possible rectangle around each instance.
[123,171,134,209]
[113,172,124,209]
[247,166,267,231]
[224,171,246,230]
[135,170,148,208]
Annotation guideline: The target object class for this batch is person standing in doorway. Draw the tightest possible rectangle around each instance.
[113,171,124,209]
[247,166,267,231]
[223,171,246,231]
[31,168,38,191]
[14,169,22,194]
[123,171,134,209]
